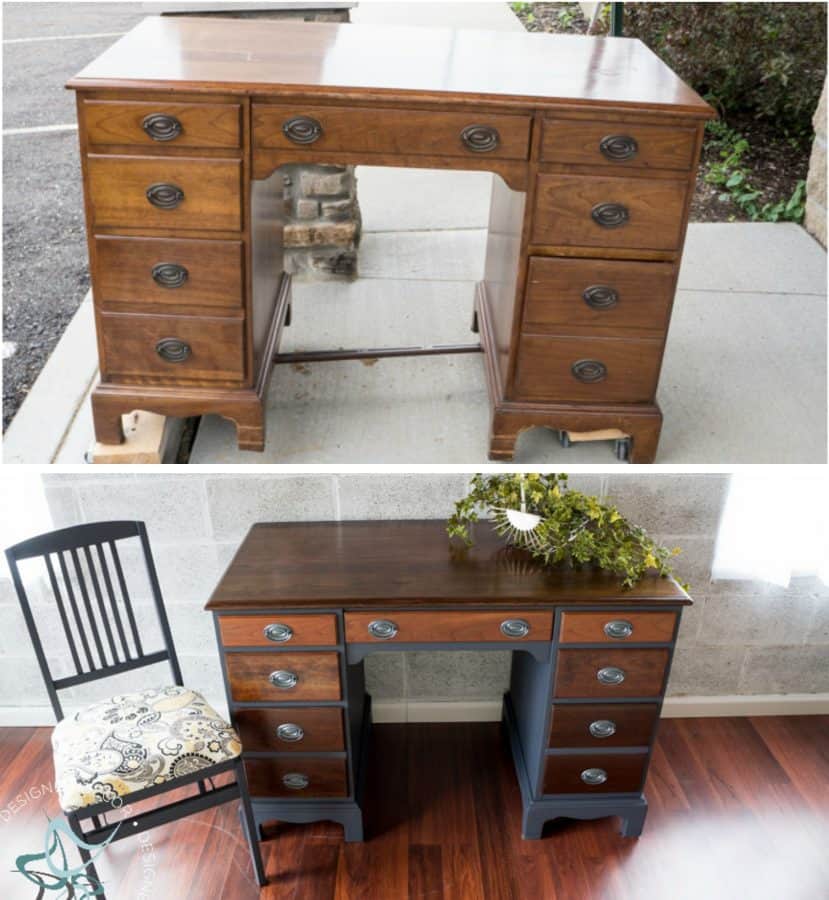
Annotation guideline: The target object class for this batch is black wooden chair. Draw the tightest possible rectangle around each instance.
[5,520,266,897]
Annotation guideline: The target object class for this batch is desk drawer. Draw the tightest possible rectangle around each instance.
[560,611,677,644]
[541,118,697,171]
[83,100,241,148]
[245,757,348,798]
[234,707,344,752]
[513,334,663,403]
[219,614,338,647]
[99,311,245,383]
[253,103,531,160]
[87,155,242,232]
[523,257,676,336]
[543,752,647,794]
[344,610,553,643]
[94,236,243,310]
[532,173,687,250]
[225,652,341,702]
[553,649,669,699]
[548,703,659,748]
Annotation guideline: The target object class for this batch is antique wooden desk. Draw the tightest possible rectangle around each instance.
[68,17,713,461]
[206,520,691,842]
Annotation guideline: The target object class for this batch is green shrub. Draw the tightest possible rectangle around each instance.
[624,3,827,139]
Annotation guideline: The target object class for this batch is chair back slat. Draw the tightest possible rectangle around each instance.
[5,521,182,721]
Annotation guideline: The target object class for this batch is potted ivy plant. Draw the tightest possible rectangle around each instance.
[447,473,684,589]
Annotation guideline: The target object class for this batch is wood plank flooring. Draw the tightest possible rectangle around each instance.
[0,717,827,899]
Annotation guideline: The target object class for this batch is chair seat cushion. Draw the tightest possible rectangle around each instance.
[52,685,241,812]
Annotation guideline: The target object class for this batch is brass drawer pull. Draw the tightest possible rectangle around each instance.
[581,767,608,785]
[155,338,191,363]
[151,262,188,289]
[142,113,183,142]
[368,619,398,640]
[281,772,309,790]
[461,124,500,153]
[283,116,323,144]
[500,618,530,639]
[146,183,184,210]
[571,359,607,383]
[589,719,617,739]
[597,666,625,685]
[263,623,293,643]
[269,670,298,690]
[276,723,305,743]
[582,285,619,311]
[604,619,634,639]
[591,202,629,228]
[599,134,638,161]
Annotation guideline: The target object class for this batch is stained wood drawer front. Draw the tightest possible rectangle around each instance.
[560,611,677,644]
[541,118,697,171]
[99,311,245,382]
[548,703,659,748]
[344,610,553,643]
[553,648,669,699]
[84,100,241,148]
[219,614,338,648]
[234,707,344,752]
[87,156,242,232]
[532,173,687,250]
[225,651,341,702]
[245,757,348,798]
[94,236,243,310]
[523,257,676,335]
[253,103,531,160]
[514,335,663,403]
[542,752,647,795]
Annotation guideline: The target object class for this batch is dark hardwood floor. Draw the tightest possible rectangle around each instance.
[1,716,827,899]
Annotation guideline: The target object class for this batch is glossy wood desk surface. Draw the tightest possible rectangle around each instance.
[206,520,690,610]
[68,15,712,117]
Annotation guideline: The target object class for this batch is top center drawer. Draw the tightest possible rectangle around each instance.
[253,103,531,160]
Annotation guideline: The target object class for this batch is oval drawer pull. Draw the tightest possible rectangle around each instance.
[582,285,618,310]
[155,338,191,363]
[571,359,607,384]
[282,772,309,790]
[604,619,634,640]
[269,670,298,690]
[589,719,617,739]
[283,116,323,144]
[581,767,608,785]
[368,619,398,640]
[151,262,189,289]
[500,618,530,639]
[599,134,638,161]
[146,183,184,210]
[276,723,305,743]
[461,124,500,153]
[597,666,625,685]
[591,202,629,228]
[142,113,183,142]
[263,623,293,643]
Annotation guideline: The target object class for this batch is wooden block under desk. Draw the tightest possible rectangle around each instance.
[225,651,341,702]
[219,614,338,647]
[344,610,553,643]
[553,648,670,699]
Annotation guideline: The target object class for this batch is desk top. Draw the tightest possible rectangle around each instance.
[206,520,691,611]
[68,16,712,118]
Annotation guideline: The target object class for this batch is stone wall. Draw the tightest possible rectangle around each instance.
[805,77,827,246]
[0,474,827,722]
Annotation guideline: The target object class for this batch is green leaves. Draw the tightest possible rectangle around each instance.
[446,474,684,590]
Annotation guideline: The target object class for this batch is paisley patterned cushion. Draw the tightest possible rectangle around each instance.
[52,685,241,812]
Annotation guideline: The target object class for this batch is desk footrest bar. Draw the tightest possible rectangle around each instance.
[273,343,483,365]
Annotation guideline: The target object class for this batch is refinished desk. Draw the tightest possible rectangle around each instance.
[206,521,691,842]
[68,17,713,462]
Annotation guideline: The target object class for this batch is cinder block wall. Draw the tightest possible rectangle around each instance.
[0,474,826,719]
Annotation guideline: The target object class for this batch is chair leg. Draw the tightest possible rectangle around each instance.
[67,812,106,900]
[235,759,267,886]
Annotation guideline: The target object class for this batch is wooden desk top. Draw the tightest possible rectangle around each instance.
[68,16,712,118]
[206,520,691,610]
